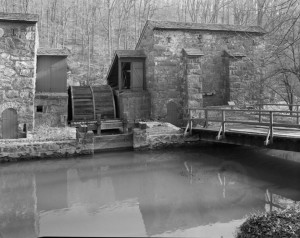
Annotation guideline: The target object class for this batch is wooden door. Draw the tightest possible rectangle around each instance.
[131,61,144,90]
[2,108,18,139]
[36,56,67,92]
[36,56,51,92]
[50,57,67,92]
[166,101,180,126]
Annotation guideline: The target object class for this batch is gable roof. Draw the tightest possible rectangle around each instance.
[0,12,38,23]
[37,48,70,56]
[106,50,146,85]
[148,20,266,34]
[136,20,266,48]
[115,50,146,58]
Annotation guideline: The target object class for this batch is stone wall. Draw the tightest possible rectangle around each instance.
[228,56,265,105]
[133,122,186,150]
[183,54,203,118]
[0,20,38,138]
[136,28,265,120]
[0,132,94,162]
[117,91,151,121]
[34,93,68,127]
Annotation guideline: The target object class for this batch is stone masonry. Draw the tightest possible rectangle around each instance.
[0,13,38,138]
[136,21,266,124]
[182,49,204,117]
[34,93,68,127]
[118,90,151,121]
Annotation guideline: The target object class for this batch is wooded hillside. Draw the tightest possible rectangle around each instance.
[1,0,300,104]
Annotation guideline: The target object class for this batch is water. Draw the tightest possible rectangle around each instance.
[0,145,300,238]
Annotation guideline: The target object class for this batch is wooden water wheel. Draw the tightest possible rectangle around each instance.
[69,85,116,122]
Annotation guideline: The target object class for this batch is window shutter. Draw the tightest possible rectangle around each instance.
[131,62,143,90]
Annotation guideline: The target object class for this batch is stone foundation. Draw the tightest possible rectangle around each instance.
[116,90,150,121]
[34,93,68,127]
[0,139,93,162]
[0,127,94,162]
[133,122,190,150]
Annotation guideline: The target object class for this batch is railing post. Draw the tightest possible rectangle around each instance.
[259,104,262,123]
[217,110,226,140]
[265,111,273,146]
[297,106,299,125]
[222,110,226,138]
[189,109,192,135]
[270,111,273,143]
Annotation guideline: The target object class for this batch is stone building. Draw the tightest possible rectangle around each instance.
[134,20,266,125]
[0,13,38,139]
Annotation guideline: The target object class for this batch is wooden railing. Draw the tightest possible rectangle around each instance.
[255,104,300,124]
[185,105,300,145]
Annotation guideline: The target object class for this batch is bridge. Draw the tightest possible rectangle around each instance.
[185,104,300,152]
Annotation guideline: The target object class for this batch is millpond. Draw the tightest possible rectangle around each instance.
[0,144,300,238]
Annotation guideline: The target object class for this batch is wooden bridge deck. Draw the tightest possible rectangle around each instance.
[186,105,300,152]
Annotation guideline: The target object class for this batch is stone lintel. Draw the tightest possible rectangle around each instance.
[183,48,204,57]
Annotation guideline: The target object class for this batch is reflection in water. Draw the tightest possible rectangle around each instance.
[0,171,38,238]
[0,146,300,237]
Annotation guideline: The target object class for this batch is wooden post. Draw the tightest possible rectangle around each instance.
[259,104,262,123]
[222,110,226,138]
[204,109,208,128]
[123,112,128,134]
[265,111,273,145]
[96,114,101,135]
[270,111,273,143]
[189,109,192,135]
[297,106,299,125]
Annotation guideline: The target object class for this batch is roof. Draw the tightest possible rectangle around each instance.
[183,48,204,57]
[148,20,266,34]
[37,48,70,56]
[0,12,38,22]
[106,50,146,85]
[115,50,146,58]
[223,50,246,58]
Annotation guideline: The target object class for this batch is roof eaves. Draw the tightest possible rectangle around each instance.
[37,48,70,56]
[135,20,152,49]
[106,52,118,83]
[0,12,39,22]
[150,20,266,35]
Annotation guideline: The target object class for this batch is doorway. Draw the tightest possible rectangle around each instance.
[1,108,18,139]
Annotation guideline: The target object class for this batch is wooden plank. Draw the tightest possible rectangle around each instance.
[90,86,96,120]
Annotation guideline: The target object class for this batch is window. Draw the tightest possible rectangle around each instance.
[36,105,43,113]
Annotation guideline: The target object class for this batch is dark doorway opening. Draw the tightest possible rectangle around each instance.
[2,108,18,139]
[121,62,131,89]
